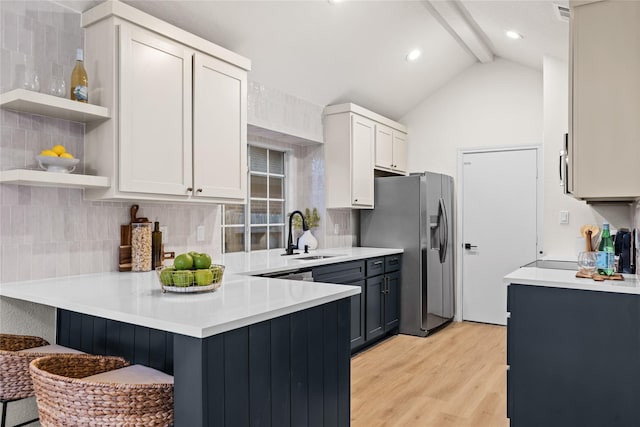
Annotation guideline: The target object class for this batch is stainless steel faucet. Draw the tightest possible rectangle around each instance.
[283,210,308,256]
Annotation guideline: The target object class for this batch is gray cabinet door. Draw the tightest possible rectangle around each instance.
[365,275,385,341]
[350,280,365,350]
[384,271,400,331]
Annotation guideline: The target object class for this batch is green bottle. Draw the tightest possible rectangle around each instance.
[597,223,615,276]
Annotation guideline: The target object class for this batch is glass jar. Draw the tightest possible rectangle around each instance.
[131,222,152,272]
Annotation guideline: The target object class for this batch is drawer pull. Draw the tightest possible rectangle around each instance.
[372,261,383,266]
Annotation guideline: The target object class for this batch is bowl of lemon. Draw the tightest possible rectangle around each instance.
[37,145,79,173]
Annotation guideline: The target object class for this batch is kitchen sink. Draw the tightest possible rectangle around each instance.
[295,255,343,261]
[523,260,578,271]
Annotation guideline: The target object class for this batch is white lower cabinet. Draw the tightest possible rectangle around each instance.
[83,2,249,203]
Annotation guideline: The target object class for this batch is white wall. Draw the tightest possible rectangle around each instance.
[542,56,630,259]
[400,58,543,321]
[401,58,543,178]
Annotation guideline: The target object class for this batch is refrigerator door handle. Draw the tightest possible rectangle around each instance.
[439,198,448,263]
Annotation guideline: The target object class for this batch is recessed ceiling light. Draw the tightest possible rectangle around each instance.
[505,30,523,40]
[406,49,421,62]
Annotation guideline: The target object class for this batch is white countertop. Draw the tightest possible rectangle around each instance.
[220,246,404,276]
[0,247,402,338]
[504,266,640,295]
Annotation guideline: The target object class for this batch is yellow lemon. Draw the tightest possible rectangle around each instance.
[59,152,74,159]
[52,145,66,155]
[40,149,58,157]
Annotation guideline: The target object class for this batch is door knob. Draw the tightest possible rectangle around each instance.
[464,243,478,250]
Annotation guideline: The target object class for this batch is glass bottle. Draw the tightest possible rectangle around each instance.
[152,221,163,270]
[70,48,88,102]
[597,223,615,276]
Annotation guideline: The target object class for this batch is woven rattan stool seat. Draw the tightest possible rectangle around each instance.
[0,334,83,402]
[0,334,84,427]
[30,354,174,427]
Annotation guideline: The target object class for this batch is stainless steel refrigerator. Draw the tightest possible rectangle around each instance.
[360,172,454,336]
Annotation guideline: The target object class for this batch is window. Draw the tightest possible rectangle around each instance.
[222,146,286,253]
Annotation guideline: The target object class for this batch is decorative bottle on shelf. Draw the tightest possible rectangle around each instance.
[597,223,615,276]
[70,48,88,103]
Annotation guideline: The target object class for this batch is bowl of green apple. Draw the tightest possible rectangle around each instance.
[156,252,224,293]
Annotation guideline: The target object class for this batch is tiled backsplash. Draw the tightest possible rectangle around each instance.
[0,0,357,283]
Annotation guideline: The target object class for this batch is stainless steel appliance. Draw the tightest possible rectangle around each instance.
[360,172,454,337]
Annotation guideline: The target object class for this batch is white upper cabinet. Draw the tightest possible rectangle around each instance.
[193,54,247,200]
[118,25,193,196]
[324,103,408,209]
[569,0,640,201]
[375,123,407,175]
[351,115,375,208]
[82,1,250,204]
[324,111,375,209]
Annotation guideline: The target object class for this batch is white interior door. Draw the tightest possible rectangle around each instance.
[462,148,538,325]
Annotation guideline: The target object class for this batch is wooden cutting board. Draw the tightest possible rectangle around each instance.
[575,271,624,281]
[119,224,132,272]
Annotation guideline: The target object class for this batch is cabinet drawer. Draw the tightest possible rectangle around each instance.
[313,260,365,284]
[385,255,402,273]
[366,257,385,277]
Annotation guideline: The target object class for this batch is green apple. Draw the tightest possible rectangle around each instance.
[195,269,213,286]
[172,270,194,287]
[193,253,212,269]
[159,267,175,285]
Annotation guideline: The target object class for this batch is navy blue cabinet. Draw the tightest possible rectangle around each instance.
[315,255,402,353]
[507,283,640,427]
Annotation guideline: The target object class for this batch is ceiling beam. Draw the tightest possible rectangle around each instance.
[423,0,494,63]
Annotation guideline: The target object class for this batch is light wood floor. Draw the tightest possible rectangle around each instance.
[351,321,508,427]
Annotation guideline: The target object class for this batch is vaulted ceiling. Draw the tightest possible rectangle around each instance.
[61,0,569,121]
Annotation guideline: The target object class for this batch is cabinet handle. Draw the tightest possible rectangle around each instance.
[186,187,193,193]
[354,199,358,203]
[373,261,383,266]
[196,188,203,193]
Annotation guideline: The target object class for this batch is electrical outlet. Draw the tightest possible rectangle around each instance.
[560,210,569,224]
[160,226,168,244]
[334,223,340,235]
[196,225,205,242]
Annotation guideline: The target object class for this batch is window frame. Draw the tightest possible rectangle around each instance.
[222,144,288,253]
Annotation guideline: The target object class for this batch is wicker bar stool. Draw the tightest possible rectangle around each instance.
[0,334,83,427]
[30,354,174,427]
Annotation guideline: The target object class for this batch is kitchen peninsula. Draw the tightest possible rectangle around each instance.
[0,247,402,426]
[504,266,640,427]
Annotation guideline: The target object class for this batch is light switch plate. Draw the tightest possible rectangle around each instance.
[196,225,205,242]
[560,210,569,224]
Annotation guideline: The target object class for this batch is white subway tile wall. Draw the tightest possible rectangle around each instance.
[248,81,324,143]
